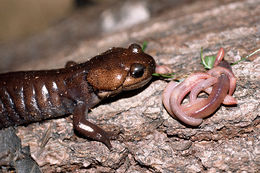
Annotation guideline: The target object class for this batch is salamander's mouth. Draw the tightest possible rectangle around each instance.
[122,76,152,91]
[96,76,152,99]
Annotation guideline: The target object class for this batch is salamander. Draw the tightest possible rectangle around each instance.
[0,43,156,149]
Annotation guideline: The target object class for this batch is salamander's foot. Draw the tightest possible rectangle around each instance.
[93,125,121,150]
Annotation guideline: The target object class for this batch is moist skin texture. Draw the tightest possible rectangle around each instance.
[162,48,237,126]
[0,43,156,149]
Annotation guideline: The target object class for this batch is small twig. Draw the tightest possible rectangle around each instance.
[231,48,260,65]
[152,72,175,78]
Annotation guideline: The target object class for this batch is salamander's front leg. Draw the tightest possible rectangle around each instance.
[73,103,112,149]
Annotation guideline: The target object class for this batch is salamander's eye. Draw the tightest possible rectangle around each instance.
[129,44,142,54]
[130,63,145,78]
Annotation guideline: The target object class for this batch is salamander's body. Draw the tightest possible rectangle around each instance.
[0,44,156,148]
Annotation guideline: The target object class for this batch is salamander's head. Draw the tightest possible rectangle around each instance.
[87,43,156,98]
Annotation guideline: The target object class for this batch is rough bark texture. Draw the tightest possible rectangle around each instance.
[1,0,260,172]
[0,127,41,172]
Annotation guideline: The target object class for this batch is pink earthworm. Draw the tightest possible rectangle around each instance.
[182,74,230,119]
[208,65,236,95]
[203,87,237,105]
[213,47,225,67]
[189,77,218,102]
[166,73,212,126]
[161,48,237,126]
